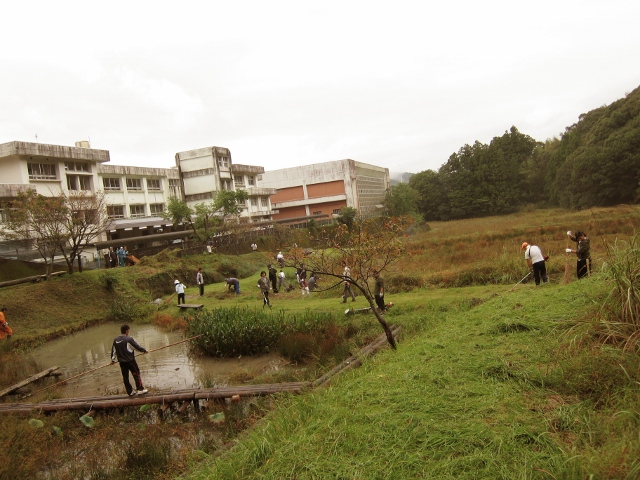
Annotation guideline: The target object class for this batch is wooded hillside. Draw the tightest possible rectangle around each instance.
[410,85,640,220]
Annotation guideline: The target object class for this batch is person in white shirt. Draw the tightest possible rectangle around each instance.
[174,279,186,304]
[521,242,549,285]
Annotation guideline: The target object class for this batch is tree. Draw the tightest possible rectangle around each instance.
[164,197,196,235]
[1,190,67,276]
[285,215,411,349]
[57,191,112,273]
[383,183,421,220]
[335,207,357,230]
[192,190,251,242]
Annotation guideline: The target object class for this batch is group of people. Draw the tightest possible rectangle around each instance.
[105,246,129,268]
[521,229,591,285]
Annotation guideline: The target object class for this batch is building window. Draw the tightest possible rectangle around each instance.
[103,177,121,190]
[107,205,125,219]
[147,179,162,191]
[126,178,142,191]
[65,162,89,172]
[251,198,258,207]
[0,205,9,222]
[28,163,57,180]
[218,157,229,169]
[67,175,91,191]
[221,180,231,191]
[333,209,341,214]
[234,175,244,186]
[169,179,181,198]
[150,203,165,216]
[260,197,269,207]
[313,211,322,216]
[248,176,255,186]
[129,205,145,218]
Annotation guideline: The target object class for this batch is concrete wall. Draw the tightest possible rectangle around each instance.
[258,159,389,220]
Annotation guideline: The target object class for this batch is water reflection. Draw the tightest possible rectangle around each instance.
[29,323,288,397]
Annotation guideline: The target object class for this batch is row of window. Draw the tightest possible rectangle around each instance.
[107,203,165,219]
[103,177,169,192]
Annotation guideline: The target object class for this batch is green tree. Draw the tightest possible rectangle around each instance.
[163,197,196,234]
[383,183,421,220]
[335,207,357,230]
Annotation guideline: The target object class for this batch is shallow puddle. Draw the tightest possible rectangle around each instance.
[27,322,289,397]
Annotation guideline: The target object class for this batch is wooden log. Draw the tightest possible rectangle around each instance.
[0,366,60,398]
[178,401,190,413]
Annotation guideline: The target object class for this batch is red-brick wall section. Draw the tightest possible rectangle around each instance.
[307,180,345,198]
[271,186,305,203]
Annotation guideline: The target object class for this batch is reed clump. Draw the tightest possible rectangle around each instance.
[187,307,341,358]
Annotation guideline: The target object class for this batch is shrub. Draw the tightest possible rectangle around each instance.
[187,307,338,357]
[599,232,640,351]
[100,271,119,293]
[107,298,143,322]
[278,333,315,362]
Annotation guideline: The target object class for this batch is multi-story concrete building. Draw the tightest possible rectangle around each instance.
[175,146,275,222]
[1,140,278,260]
[258,159,390,224]
[0,141,184,249]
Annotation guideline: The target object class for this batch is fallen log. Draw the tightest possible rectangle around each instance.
[0,366,60,398]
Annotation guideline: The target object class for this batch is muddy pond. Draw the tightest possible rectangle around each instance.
[28,323,290,398]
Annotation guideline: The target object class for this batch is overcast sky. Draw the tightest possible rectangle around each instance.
[2,1,639,175]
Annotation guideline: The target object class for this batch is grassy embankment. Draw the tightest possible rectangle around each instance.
[0,205,639,479]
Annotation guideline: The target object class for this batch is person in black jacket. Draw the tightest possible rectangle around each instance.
[110,325,148,396]
[268,264,279,293]
[567,230,591,279]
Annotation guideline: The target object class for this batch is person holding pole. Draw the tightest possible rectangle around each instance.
[521,242,549,285]
[567,230,591,279]
[110,324,148,396]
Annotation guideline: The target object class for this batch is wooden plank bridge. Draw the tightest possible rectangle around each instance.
[0,326,400,415]
[0,382,309,414]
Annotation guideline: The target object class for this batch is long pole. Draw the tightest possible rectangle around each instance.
[26,334,203,398]
[510,272,531,291]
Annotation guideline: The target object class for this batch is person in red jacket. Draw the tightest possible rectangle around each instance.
[0,308,12,339]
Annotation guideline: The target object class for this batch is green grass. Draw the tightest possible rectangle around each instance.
[2,207,640,479]
[186,278,640,479]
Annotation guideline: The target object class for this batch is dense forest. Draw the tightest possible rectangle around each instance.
[406,84,640,221]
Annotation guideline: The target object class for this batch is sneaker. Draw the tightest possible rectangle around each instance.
[138,388,148,394]
[129,391,138,396]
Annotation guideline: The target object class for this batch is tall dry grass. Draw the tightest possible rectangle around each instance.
[395,205,640,288]
[597,231,640,351]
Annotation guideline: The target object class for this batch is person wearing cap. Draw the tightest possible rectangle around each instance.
[521,242,549,285]
[567,231,591,279]
[174,279,186,304]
